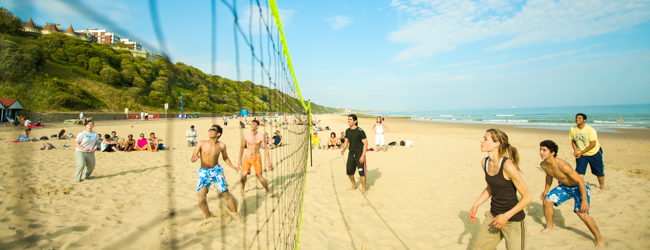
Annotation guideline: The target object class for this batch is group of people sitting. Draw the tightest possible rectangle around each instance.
[263,130,283,149]
[311,131,346,150]
[7,116,42,127]
[96,131,164,152]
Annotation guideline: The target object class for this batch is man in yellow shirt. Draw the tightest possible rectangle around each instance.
[311,132,322,150]
[569,113,605,190]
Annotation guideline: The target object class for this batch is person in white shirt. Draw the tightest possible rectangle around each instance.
[140,111,144,121]
[24,118,32,127]
[144,112,149,121]
[186,125,198,147]
[74,121,99,182]
[79,112,84,120]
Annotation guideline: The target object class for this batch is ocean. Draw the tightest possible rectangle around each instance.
[364,104,650,130]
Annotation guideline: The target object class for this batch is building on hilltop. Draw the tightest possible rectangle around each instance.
[87,28,121,44]
[21,18,94,42]
[119,38,142,50]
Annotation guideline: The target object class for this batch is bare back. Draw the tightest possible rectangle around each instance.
[197,140,227,169]
[243,132,264,156]
[540,158,581,186]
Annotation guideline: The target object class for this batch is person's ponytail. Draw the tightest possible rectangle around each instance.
[487,128,521,172]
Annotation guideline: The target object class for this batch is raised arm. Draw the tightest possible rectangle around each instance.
[492,160,531,229]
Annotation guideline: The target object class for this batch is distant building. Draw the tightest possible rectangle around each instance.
[22,18,94,42]
[119,38,142,50]
[87,29,121,44]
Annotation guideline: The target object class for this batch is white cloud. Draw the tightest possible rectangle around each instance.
[326,15,353,29]
[471,50,578,70]
[389,0,650,62]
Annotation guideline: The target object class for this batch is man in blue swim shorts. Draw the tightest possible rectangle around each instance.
[538,140,605,247]
[191,125,241,220]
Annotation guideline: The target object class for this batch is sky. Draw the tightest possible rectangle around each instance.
[4,0,650,112]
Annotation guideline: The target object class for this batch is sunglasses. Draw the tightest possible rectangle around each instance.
[209,128,217,132]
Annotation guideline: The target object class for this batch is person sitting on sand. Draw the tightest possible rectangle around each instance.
[136,133,150,151]
[24,118,32,127]
[148,132,163,151]
[269,131,282,149]
[124,134,136,152]
[101,134,120,152]
[35,119,42,126]
[191,125,241,220]
[339,132,346,147]
[95,134,103,151]
[52,129,67,140]
[37,142,55,150]
[469,128,531,250]
[109,131,120,142]
[537,140,605,247]
[19,128,38,142]
[116,137,126,151]
[311,132,323,150]
[327,132,338,150]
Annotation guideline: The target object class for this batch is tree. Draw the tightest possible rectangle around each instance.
[88,57,102,74]
[0,8,22,35]
[100,67,121,86]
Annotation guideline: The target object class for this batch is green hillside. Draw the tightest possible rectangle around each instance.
[0,8,338,114]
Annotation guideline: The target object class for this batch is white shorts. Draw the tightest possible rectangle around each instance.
[375,133,385,146]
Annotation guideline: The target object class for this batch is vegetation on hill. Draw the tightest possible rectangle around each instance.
[0,8,338,114]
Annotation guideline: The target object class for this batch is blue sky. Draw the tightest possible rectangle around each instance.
[4,0,650,112]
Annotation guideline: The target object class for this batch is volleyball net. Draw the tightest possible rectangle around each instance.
[2,0,312,249]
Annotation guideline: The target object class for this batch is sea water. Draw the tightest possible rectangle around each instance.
[366,104,650,130]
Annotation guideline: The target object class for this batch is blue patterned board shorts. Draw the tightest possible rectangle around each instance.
[197,165,228,193]
[545,182,591,213]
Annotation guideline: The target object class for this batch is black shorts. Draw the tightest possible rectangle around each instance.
[346,152,366,176]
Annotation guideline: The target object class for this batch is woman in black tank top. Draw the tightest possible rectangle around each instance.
[468,129,532,250]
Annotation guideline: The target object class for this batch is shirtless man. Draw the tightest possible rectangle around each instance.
[238,120,273,194]
[538,140,605,247]
[191,125,240,219]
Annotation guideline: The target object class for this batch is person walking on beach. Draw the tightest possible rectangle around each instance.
[140,111,144,121]
[144,111,149,121]
[570,113,606,190]
[372,116,388,152]
[469,128,531,250]
[223,115,228,126]
[340,114,369,196]
[537,140,606,247]
[191,125,240,220]
[187,125,198,147]
[74,121,100,182]
[238,120,273,195]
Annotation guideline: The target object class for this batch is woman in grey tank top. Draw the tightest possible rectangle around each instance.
[468,128,532,250]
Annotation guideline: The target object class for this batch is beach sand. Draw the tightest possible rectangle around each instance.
[1,114,649,249]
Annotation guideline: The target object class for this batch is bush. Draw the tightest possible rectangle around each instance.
[100,67,121,86]
[149,90,164,103]
[88,57,102,74]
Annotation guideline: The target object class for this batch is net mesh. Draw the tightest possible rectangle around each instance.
[1,0,311,249]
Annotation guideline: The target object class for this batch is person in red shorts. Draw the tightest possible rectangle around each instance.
[238,120,273,196]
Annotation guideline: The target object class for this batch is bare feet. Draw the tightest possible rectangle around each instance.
[596,240,606,247]
[600,186,606,191]
[362,190,368,196]
[351,185,358,190]
[540,227,554,233]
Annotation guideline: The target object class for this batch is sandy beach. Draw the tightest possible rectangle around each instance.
[1,114,650,249]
